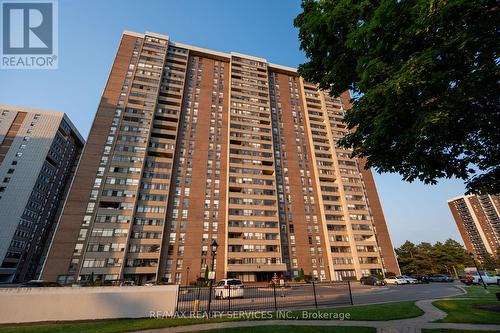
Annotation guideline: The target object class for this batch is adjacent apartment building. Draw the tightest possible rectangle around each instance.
[42,31,399,285]
[448,194,500,262]
[0,105,84,283]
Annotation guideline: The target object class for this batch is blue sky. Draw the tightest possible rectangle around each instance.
[0,0,466,246]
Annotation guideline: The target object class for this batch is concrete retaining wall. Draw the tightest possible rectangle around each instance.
[0,285,178,324]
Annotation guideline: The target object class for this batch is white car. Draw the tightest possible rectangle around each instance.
[470,272,500,285]
[384,275,411,285]
[214,279,244,299]
[401,275,418,284]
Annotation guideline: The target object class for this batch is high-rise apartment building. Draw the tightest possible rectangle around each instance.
[42,31,399,285]
[0,105,84,283]
[448,194,500,262]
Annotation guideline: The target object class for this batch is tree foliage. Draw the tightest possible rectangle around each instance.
[395,239,476,274]
[294,0,499,194]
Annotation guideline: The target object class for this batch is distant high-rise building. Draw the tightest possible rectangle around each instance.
[0,105,84,283]
[42,31,399,285]
[448,194,500,262]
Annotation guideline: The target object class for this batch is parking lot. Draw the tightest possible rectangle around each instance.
[349,281,462,305]
[176,281,463,313]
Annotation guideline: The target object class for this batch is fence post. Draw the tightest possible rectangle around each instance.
[175,285,180,314]
[228,285,231,312]
[347,280,354,305]
[273,282,278,312]
[312,281,318,309]
[207,283,213,316]
[193,287,201,313]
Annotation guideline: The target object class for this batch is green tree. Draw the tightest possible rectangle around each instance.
[396,241,433,274]
[203,268,209,282]
[294,0,499,194]
[395,239,472,274]
[299,268,305,281]
[395,241,417,272]
[432,239,473,273]
[413,242,435,273]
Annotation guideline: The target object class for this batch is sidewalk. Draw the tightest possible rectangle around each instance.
[131,299,500,333]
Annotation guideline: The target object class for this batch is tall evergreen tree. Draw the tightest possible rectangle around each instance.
[395,239,474,274]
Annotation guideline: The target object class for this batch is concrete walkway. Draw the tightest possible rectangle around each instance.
[132,299,500,333]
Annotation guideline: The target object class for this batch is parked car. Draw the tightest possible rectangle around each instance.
[144,280,156,286]
[401,275,418,284]
[360,276,386,286]
[469,271,500,285]
[460,272,474,285]
[429,274,454,282]
[19,280,62,288]
[384,275,411,285]
[410,274,430,284]
[214,279,244,299]
[122,280,135,286]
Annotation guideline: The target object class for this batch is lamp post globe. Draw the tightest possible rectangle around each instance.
[211,239,219,255]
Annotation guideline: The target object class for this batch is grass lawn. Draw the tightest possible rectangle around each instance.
[433,299,500,324]
[0,317,233,333]
[453,285,500,299]
[422,328,498,333]
[433,284,500,325]
[296,301,423,321]
[0,301,421,333]
[196,326,376,333]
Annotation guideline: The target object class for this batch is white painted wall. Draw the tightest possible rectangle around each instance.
[0,285,178,324]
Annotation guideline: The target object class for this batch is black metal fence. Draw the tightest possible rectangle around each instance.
[176,281,353,314]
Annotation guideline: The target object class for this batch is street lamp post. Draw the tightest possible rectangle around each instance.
[207,240,219,316]
[469,252,487,290]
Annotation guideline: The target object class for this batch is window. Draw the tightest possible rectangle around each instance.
[73,243,83,255]
[7,169,14,174]
[68,259,79,273]
[78,229,88,241]
[90,190,98,200]
[3,177,10,183]
[86,202,95,213]
[97,167,105,176]
[82,215,91,226]
[11,160,17,165]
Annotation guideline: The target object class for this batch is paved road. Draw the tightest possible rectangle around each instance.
[350,282,463,305]
[177,283,352,312]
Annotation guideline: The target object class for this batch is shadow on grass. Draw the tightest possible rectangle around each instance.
[433,299,500,324]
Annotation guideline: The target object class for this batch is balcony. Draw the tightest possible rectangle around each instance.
[227,263,287,272]
[123,267,157,274]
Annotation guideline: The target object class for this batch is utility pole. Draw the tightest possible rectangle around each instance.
[469,252,487,290]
